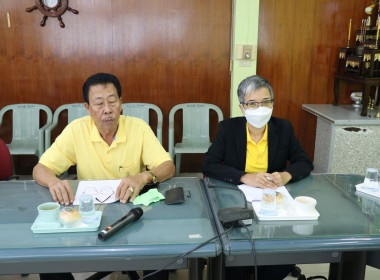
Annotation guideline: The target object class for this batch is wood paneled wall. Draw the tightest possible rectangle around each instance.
[257,0,368,161]
[0,0,232,174]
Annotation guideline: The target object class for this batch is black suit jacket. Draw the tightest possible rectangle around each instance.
[202,116,313,185]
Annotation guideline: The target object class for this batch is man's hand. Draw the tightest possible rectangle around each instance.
[48,179,74,205]
[115,160,175,204]
[240,171,292,189]
[33,163,74,205]
[274,171,292,186]
[240,172,278,189]
[115,172,150,203]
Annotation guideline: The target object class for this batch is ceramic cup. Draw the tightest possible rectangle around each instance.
[37,202,60,222]
[292,224,314,236]
[294,196,317,214]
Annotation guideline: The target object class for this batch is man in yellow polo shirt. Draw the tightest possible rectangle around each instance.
[33,73,175,206]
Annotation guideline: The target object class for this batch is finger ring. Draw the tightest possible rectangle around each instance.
[128,186,134,193]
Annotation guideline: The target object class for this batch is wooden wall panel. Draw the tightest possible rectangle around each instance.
[0,0,232,174]
[257,0,367,162]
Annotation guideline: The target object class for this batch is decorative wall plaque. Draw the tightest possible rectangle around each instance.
[26,0,78,28]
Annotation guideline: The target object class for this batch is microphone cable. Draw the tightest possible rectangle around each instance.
[139,225,234,280]
[238,220,258,280]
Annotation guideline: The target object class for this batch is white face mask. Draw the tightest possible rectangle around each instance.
[244,107,272,128]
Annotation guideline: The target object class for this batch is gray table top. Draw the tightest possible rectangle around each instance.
[302,104,380,125]
[204,174,380,256]
[0,177,221,274]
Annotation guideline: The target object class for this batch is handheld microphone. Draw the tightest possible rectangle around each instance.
[98,207,143,241]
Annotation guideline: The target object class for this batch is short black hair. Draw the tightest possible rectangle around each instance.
[82,73,122,103]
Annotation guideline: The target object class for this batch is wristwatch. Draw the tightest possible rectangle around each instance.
[149,171,158,184]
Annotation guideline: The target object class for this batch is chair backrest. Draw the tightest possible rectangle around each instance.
[0,138,13,180]
[45,103,88,150]
[0,104,53,158]
[168,103,224,158]
[121,103,163,143]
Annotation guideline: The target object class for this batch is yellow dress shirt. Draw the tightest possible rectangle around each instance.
[40,115,171,180]
[245,123,268,173]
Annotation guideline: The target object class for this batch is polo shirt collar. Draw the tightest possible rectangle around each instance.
[246,123,268,143]
[89,116,126,144]
[114,117,127,144]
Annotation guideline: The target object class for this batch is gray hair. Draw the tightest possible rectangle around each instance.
[237,75,274,103]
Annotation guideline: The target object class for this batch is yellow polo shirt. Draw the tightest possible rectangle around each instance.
[245,123,268,173]
[40,115,171,180]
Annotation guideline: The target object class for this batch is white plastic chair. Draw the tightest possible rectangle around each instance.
[0,104,52,159]
[169,103,223,176]
[45,103,88,150]
[122,103,163,143]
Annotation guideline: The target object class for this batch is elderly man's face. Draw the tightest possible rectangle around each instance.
[85,83,122,135]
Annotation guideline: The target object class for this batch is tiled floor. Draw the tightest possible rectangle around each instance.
[1,264,380,279]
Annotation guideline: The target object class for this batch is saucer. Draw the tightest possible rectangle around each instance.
[252,201,320,221]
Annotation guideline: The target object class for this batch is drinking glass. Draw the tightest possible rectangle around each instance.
[79,194,97,223]
[260,189,277,216]
[363,168,379,191]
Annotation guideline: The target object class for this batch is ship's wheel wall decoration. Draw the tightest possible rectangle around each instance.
[26,0,78,28]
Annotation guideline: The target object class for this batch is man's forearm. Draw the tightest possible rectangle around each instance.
[33,163,60,188]
[150,160,176,183]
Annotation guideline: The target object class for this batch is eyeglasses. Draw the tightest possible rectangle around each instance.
[83,186,115,203]
[241,99,274,110]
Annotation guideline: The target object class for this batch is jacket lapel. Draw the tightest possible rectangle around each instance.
[235,118,247,171]
[267,118,278,172]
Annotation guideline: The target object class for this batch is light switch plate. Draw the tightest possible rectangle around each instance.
[239,60,251,67]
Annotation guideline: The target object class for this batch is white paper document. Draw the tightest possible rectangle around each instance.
[73,179,121,205]
[238,184,293,202]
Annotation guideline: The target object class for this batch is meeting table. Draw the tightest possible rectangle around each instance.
[2,174,380,280]
[0,177,222,280]
[203,173,380,280]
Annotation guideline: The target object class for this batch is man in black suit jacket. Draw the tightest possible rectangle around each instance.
[202,116,313,185]
[202,75,313,280]
[202,75,313,188]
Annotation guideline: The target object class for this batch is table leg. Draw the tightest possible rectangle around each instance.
[333,77,340,106]
[207,255,225,280]
[328,251,366,280]
[361,84,371,116]
[188,258,206,280]
[328,263,341,280]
